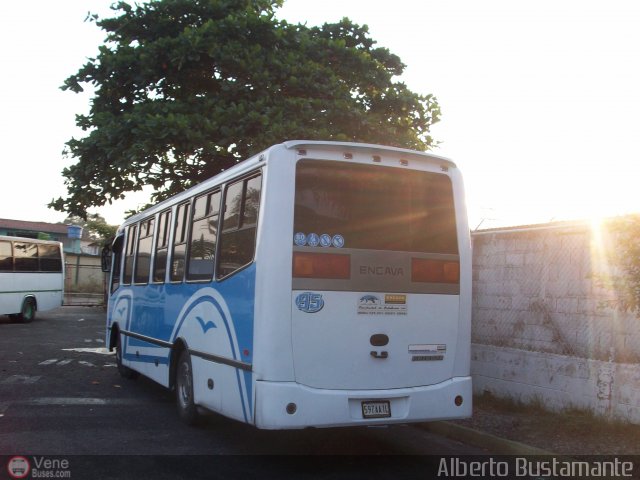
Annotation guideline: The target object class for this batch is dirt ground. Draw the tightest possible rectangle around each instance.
[453,394,640,455]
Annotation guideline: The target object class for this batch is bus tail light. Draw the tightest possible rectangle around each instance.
[293,252,350,279]
[411,258,459,284]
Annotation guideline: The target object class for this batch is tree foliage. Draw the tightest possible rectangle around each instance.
[602,214,640,316]
[51,0,441,218]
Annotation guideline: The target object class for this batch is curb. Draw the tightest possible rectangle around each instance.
[421,421,555,455]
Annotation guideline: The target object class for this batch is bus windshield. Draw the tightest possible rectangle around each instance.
[294,160,458,254]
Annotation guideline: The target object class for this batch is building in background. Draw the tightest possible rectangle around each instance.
[0,218,99,255]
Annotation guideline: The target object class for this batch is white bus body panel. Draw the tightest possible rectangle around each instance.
[291,292,460,390]
[255,377,472,429]
[252,144,298,383]
[450,165,472,378]
[0,272,64,314]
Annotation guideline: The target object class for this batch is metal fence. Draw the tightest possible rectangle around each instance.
[472,222,640,363]
[64,262,106,307]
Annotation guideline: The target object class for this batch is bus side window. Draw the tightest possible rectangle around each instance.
[187,190,220,281]
[217,173,262,279]
[153,210,172,283]
[171,202,191,282]
[0,240,13,271]
[122,225,137,285]
[134,218,155,284]
[14,242,38,272]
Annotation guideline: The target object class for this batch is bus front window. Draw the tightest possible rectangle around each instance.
[110,236,124,294]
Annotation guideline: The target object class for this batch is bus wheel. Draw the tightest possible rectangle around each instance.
[115,332,139,380]
[176,350,199,425]
[16,298,36,323]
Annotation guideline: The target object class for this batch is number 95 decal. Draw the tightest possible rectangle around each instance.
[295,292,324,313]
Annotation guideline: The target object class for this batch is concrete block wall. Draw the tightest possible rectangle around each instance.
[471,221,640,424]
[472,344,640,424]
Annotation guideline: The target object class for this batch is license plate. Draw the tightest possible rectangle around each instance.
[361,400,391,419]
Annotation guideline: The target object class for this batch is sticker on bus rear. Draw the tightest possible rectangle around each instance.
[307,233,320,247]
[408,344,446,361]
[332,234,345,248]
[294,232,307,246]
[295,292,324,313]
[358,294,407,316]
[293,232,345,248]
[319,234,332,247]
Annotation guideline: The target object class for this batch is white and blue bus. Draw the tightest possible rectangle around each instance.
[103,141,472,429]
[0,236,64,322]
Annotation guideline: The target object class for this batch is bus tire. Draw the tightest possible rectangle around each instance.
[115,332,139,380]
[16,298,36,323]
[176,349,199,426]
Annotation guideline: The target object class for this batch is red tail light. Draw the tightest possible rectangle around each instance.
[412,258,459,284]
[293,252,351,279]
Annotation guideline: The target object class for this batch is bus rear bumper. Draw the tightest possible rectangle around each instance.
[254,376,472,430]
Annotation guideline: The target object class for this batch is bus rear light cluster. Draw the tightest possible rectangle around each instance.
[293,252,350,279]
[411,258,460,284]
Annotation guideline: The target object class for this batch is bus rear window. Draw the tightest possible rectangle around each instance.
[38,244,62,272]
[294,160,458,254]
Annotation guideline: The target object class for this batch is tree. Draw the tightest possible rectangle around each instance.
[602,214,640,316]
[51,0,441,218]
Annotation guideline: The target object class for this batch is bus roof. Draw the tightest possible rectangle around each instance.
[283,140,456,168]
[0,235,63,246]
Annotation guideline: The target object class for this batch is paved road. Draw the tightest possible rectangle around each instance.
[0,307,486,477]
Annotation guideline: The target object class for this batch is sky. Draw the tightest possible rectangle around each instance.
[0,0,638,229]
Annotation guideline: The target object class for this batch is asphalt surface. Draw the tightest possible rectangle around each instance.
[1,307,489,478]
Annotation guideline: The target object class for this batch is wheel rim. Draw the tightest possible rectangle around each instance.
[24,301,34,320]
[178,360,192,408]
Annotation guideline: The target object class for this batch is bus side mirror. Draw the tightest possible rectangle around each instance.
[101,245,112,273]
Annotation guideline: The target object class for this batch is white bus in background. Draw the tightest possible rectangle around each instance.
[104,140,472,429]
[0,236,64,322]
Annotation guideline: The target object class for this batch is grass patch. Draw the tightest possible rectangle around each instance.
[474,391,547,415]
[474,391,640,440]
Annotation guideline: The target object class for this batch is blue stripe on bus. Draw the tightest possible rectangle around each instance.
[172,294,249,423]
[112,264,256,423]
